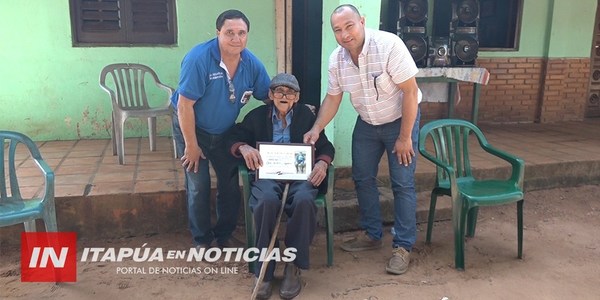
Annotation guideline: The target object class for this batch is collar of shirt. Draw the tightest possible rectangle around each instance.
[271,106,294,143]
[209,38,247,67]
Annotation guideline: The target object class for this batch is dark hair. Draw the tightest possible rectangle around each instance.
[216,9,250,32]
[332,4,361,16]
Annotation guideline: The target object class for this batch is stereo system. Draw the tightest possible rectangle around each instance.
[394,0,480,67]
[450,0,479,66]
[397,0,428,67]
[429,36,450,67]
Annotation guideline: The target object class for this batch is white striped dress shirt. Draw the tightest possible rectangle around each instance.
[327,28,422,125]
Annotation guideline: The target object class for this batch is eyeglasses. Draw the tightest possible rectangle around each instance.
[228,79,235,103]
[271,89,297,100]
[372,72,382,101]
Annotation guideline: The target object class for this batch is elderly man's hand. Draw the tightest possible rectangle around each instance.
[308,160,328,187]
[239,144,262,171]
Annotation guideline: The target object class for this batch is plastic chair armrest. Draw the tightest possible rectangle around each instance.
[155,81,175,104]
[238,164,251,200]
[325,164,335,205]
[34,158,55,201]
[419,150,456,178]
[480,143,525,187]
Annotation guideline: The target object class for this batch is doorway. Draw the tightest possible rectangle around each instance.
[291,0,323,109]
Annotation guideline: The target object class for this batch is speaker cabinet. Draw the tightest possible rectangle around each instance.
[429,36,450,67]
[450,0,479,66]
[397,0,429,67]
[451,34,479,66]
[399,0,428,26]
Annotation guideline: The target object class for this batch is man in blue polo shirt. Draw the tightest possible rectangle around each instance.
[171,9,270,249]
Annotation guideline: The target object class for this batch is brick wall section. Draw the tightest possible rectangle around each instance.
[419,57,590,124]
[539,58,590,122]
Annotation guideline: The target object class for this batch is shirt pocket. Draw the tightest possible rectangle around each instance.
[375,72,397,96]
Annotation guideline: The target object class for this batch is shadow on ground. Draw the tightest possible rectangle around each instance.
[1,185,600,299]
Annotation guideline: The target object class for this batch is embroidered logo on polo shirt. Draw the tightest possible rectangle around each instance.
[209,72,224,80]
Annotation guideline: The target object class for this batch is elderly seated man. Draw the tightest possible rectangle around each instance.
[227,73,334,299]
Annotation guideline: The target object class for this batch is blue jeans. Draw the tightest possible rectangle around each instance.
[172,112,241,246]
[351,110,420,250]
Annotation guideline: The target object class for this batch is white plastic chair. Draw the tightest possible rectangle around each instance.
[99,63,175,164]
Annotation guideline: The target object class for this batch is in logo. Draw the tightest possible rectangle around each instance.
[21,232,77,282]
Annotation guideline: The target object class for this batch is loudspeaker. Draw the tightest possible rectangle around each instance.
[450,0,479,66]
[451,34,479,66]
[403,33,428,68]
[452,0,479,27]
[397,0,429,67]
[399,0,428,26]
[429,36,450,67]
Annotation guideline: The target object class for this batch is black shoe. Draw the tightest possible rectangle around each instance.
[195,242,211,251]
[279,263,302,299]
[217,236,245,249]
[253,278,272,300]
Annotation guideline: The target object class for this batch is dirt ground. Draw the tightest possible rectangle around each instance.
[1,184,600,300]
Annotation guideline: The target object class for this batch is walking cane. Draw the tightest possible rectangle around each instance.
[250,182,290,300]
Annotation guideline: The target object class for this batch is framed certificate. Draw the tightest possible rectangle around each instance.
[256,143,314,181]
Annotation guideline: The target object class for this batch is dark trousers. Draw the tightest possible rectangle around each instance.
[249,180,318,281]
[172,112,241,246]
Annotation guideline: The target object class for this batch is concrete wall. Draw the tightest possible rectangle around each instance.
[0,0,597,168]
[0,0,276,141]
[478,0,596,58]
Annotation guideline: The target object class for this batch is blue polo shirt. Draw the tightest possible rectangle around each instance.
[171,38,270,134]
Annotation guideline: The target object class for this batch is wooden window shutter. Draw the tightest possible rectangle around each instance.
[72,0,126,44]
[129,0,176,44]
[70,0,176,46]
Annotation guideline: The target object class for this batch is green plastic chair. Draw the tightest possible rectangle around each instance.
[418,119,524,270]
[239,164,335,272]
[0,131,57,232]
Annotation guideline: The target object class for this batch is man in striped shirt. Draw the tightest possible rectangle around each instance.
[304,4,422,275]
